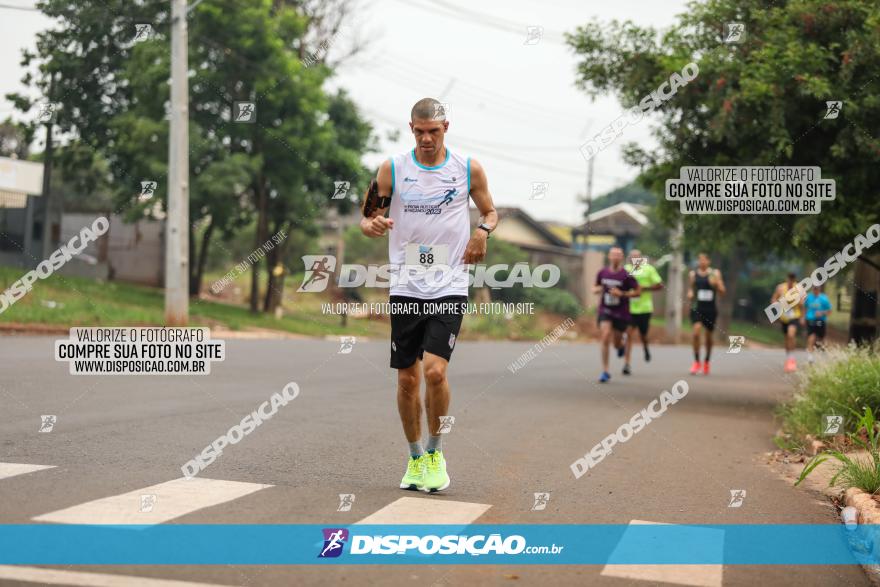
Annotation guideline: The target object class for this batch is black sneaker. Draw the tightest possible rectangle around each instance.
[644,347,651,362]
[622,364,631,375]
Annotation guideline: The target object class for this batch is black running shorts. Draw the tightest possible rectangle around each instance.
[629,312,652,335]
[780,320,799,335]
[806,320,826,338]
[390,295,467,369]
[598,313,629,333]
[690,306,717,331]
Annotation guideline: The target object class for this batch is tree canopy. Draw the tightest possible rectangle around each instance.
[568,0,880,261]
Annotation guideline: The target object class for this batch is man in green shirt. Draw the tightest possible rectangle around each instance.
[623,249,664,374]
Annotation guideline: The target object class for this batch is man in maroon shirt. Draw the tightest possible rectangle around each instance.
[593,246,641,383]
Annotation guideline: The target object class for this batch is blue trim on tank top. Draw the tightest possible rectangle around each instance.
[411,148,450,170]
[389,157,395,195]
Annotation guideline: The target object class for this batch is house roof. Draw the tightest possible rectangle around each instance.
[575,202,649,236]
[470,206,569,248]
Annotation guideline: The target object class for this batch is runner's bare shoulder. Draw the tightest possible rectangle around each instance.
[377,160,393,196]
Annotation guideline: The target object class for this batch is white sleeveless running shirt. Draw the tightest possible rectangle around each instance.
[388,148,472,299]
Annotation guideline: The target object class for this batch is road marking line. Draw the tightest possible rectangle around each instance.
[354,496,491,525]
[32,477,272,525]
[0,566,230,587]
[0,462,55,481]
[600,520,724,587]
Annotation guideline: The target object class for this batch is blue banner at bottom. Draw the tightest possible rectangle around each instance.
[1,524,878,565]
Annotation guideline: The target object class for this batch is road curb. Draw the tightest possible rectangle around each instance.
[0,323,69,335]
[845,487,880,585]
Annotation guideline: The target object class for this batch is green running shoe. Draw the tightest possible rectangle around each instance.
[422,450,450,493]
[400,454,425,490]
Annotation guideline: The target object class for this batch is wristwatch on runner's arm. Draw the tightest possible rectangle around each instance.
[477,223,493,237]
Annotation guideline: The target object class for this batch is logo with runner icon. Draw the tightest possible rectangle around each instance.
[727,336,745,353]
[436,188,457,207]
[823,415,843,435]
[298,255,337,292]
[318,528,349,558]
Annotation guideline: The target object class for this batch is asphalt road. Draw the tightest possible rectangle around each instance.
[0,335,868,586]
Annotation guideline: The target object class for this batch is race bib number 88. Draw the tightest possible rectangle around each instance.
[405,243,449,267]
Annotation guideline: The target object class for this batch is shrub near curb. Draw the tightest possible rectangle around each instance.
[778,342,880,444]
[797,407,880,493]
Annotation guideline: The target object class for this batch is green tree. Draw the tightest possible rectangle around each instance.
[0,119,33,159]
[568,0,880,332]
[10,0,374,311]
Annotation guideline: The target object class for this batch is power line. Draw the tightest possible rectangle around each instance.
[396,0,565,44]
[363,106,634,183]
[453,138,584,178]
[359,65,569,130]
[368,60,585,131]
[363,106,581,177]
[389,54,582,124]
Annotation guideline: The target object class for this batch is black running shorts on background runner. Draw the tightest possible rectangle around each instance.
[629,312,651,335]
[390,295,467,368]
[597,313,629,333]
[780,320,800,335]
[807,320,826,338]
[690,306,717,330]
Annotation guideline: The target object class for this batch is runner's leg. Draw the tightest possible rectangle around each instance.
[423,352,450,442]
[397,360,423,446]
[624,324,636,365]
[600,320,612,373]
[703,323,713,362]
[692,321,702,361]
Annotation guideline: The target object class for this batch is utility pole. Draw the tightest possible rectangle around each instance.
[165,0,189,325]
[40,76,59,262]
[581,157,594,308]
[583,156,594,243]
[665,219,684,342]
[337,218,347,328]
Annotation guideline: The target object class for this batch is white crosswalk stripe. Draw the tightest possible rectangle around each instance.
[32,477,272,525]
[0,462,55,480]
[600,520,724,586]
[0,566,233,587]
[355,495,491,525]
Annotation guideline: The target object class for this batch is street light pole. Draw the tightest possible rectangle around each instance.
[666,219,684,342]
[165,0,189,325]
[584,156,594,244]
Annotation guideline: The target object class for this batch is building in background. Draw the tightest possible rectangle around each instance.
[0,157,46,268]
[571,202,649,253]
[0,157,165,286]
[471,206,603,309]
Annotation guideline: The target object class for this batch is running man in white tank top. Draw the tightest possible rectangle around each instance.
[359,98,498,493]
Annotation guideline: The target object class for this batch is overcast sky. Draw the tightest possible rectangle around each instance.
[0,0,690,224]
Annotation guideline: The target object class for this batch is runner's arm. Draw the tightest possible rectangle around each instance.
[649,266,664,290]
[622,285,642,298]
[625,276,641,298]
[463,158,497,263]
[360,160,394,238]
[714,269,726,296]
[687,270,695,300]
[821,296,833,317]
[593,272,603,294]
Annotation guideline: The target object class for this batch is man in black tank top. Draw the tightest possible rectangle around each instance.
[687,253,726,375]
